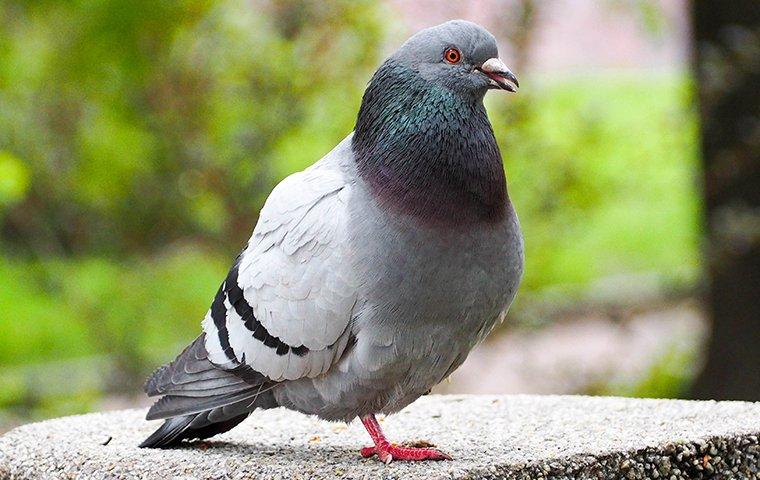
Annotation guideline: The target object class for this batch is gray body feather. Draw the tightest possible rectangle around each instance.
[274,137,523,420]
[141,20,524,447]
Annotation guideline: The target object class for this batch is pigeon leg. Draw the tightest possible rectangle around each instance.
[359,414,451,463]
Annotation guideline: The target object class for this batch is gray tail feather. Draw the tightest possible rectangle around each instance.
[138,398,272,448]
[144,334,266,398]
[139,415,201,448]
[140,334,278,448]
[139,412,250,448]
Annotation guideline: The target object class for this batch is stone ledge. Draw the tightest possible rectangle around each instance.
[0,395,758,479]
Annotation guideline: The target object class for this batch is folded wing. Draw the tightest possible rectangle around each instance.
[203,159,358,382]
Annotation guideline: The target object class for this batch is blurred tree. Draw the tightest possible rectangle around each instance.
[0,0,384,257]
[495,0,538,74]
[691,0,760,401]
[0,0,705,413]
[0,0,384,388]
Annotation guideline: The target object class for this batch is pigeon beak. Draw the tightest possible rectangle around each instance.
[476,58,519,93]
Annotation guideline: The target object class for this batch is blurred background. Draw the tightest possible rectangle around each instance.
[0,0,757,433]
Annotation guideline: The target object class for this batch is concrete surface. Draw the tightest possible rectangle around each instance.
[0,395,758,479]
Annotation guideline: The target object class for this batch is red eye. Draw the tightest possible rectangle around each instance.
[444,48,461,64]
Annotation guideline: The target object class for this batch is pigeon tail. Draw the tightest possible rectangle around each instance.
[140,334,278,448]
[139,408,251,448]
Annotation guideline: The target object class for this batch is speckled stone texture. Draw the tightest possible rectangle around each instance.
[0,395,758,479]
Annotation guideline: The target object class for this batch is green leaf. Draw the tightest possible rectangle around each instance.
[0,151,30,207]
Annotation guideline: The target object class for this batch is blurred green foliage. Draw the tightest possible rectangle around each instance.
[0,151,30,206]
[586,340,699,399]
[493,73,700,294]
[0,0,387,421]
[0,73,700,409]
[0,0,701,421]
[0,247,233,424]
[0,0,384,255]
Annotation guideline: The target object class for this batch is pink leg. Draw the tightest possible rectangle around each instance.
[359,414,452,463]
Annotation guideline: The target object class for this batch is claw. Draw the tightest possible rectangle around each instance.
[359,414,451,463]
[360,443,451,462]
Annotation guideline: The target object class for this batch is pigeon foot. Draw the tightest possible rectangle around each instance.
[359,414,452,463]
[360,444,451,463]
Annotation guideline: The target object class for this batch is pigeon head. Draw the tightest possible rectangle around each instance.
[352,20,515,227]
[390,20,519,95]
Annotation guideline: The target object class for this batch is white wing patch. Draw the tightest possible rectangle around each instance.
[203,152,359,382]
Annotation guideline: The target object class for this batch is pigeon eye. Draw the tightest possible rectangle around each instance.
[443,48,461,64]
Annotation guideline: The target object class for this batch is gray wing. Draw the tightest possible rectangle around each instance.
[203,146,359,382]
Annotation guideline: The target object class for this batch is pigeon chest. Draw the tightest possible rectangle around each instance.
[348,186,524,334]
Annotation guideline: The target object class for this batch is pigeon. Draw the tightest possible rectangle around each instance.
[140,19,523,463]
